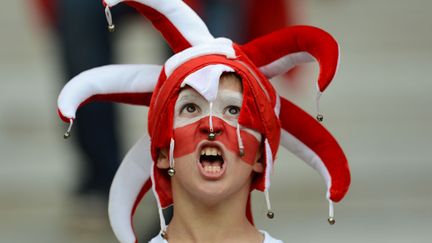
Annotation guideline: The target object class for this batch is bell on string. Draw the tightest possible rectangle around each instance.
[328,217,335,225]
[161,230,168,239]
[168,167,176,177]
[63,131,71,139]
[267,211,274,219]
[108,24,116,32]
[63,119,74,139]
[239,148,245,157]
[208,132,216,140]
[316,114,324,122]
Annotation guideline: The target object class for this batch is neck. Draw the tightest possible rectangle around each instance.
[166,181,262,243]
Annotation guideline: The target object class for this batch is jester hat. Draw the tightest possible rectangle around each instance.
[57,0,350,242]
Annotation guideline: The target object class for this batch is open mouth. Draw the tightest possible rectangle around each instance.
[198,145,226,177]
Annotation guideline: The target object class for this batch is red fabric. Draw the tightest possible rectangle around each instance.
[173,117,261,164]
[279,97,350,202]
[241,26,339,92]
[246,193,254,225]
[125,1,192,53]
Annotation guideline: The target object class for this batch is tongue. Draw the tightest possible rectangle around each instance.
[201,160,222,168]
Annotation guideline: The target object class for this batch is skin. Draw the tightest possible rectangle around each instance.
[157,73,265,243]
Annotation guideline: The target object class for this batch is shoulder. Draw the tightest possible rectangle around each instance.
[261,230,284,243]
[148,233,167,243]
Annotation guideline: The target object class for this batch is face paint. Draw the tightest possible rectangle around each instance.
[172,85,262,165]
[173,116,261,165]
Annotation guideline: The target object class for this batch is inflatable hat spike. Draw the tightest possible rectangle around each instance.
[57,64,161,137]
[103,0,215,53]
[241,26,340,120]
[278,97,350,223]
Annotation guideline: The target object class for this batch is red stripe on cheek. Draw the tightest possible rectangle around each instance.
[173,117,261,165]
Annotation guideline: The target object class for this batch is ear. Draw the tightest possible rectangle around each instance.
[156,148,170,169]
[252,146,264,173]
[252,160,264,173]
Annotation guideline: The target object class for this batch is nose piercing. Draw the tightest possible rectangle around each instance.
[208,131,216,140]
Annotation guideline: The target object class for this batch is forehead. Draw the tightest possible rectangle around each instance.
[219,73,242,93]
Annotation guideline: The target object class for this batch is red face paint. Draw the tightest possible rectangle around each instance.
[173,116,261,165]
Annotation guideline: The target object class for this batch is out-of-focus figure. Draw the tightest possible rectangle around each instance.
[36,0,138,198]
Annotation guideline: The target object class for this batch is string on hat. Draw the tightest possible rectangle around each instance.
[63,119,74,139]
[316,91,323,122]
[236,123,245,157]
[168,138,176,176]
[264,189,274,219]
[104,6,116,32]
[208,102,217,140]
[328,199,335,225]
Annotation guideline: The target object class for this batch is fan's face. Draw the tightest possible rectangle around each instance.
[157,74,263,205]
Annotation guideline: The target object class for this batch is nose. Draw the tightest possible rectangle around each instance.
[199,117,223,140]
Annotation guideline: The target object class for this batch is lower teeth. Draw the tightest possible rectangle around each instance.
[204,166,221,173]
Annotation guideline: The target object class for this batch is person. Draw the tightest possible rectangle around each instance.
[35,0,135,197]
[149,72,280,242]
[56,0,351,242]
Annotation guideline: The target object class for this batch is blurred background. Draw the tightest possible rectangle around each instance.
[1,0,431,242]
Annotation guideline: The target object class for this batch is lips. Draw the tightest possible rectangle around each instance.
[197,143,226,179]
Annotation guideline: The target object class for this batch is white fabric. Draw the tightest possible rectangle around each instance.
[58,64,161,119]
[149,230,283,243]
[181,64,234,102]
[264,139,273,190]
[109,133,153,243]
[280,129,332,199]
[259,52,314,78]
[165,38,235,76]
[105,0,214,46]
[274,94,281,118]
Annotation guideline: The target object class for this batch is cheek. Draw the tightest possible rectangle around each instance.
[172,117,261,165]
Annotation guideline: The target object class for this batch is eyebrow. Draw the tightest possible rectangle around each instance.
[177,92,203,103]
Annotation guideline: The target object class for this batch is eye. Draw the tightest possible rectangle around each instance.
[181,103,200,114]
[225,105,240,116]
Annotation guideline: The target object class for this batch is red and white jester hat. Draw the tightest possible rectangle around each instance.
[57,0,350,242]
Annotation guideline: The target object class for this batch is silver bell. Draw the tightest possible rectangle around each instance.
[267,211,274,219]
[161,230,168,239]
[208,132,216,140]
[168,167,175,177]
[63,131,71,139]
[108,24,116,32]
[316,114,324,122]
[239,148,245,157]
[328,217,335,225]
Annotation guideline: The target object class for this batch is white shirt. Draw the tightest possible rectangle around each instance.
[149,230,283,243]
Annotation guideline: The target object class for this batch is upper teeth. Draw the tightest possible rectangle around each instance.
[201,147,221,156]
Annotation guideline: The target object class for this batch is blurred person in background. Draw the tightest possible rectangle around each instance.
[36,0,134,199]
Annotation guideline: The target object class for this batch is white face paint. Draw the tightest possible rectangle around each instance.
[174,84,261,141]
[174,89,241,127]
